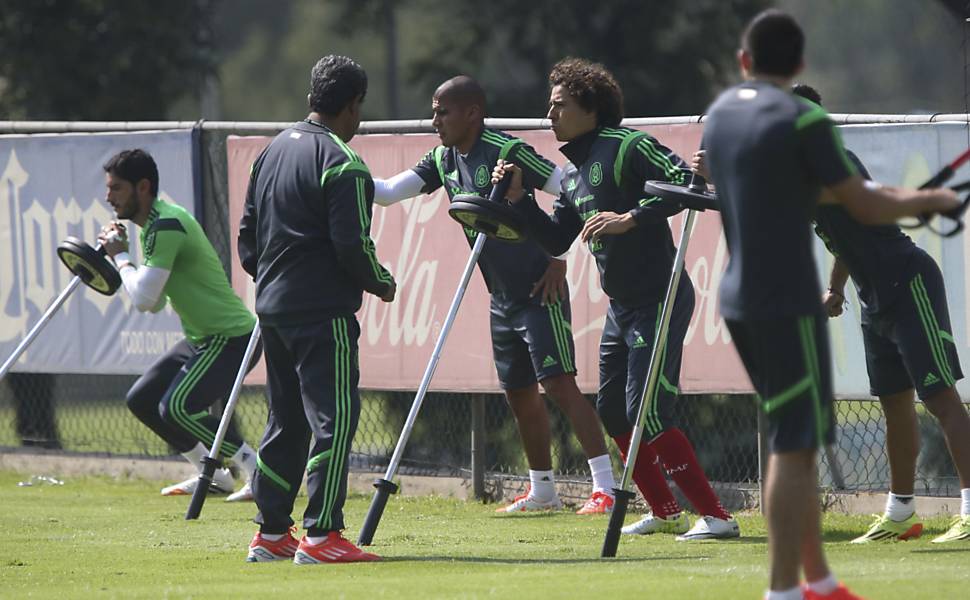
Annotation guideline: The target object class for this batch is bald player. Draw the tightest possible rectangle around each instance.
[374,76,617,514]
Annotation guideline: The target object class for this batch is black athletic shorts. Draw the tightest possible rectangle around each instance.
[490,292,576,390]
[861,253,963,400]
[727,314,835,453]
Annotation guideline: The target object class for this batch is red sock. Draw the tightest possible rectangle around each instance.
[613,431,681,518]
[650,428,731,520]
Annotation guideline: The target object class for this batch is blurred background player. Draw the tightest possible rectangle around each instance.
[699,10,960,599]
[372,75,616,514]
[793,83,970,545]
[97,148,259,502]
[239,55,395,564]
[496,58,738,540]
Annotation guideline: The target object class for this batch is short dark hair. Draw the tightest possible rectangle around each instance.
[791,83,822,106]
[434,75,487,114]
[309,55,368,116]
[549,58,624,128]
[103,149,159,197]
[742,10,804,77]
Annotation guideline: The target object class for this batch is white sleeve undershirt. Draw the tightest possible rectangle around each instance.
[542,166,563,197]
[373,170,426,207]
[112,252,170,312]
[373,166,568,259]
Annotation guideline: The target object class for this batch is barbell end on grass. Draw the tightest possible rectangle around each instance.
[184,456,220,520]
[600,488,636,558]
[357,478,400,546]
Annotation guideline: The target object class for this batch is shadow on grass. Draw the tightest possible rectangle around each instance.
[488,512,565,520]
[378,554,713,565]
[910,547,970,554]
[821,531,864,543]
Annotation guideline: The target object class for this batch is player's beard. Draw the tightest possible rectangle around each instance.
[114,194,138,220]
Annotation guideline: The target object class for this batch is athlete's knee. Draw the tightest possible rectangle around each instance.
[126,384,160,421]
[539,373,582,404]
[923,386,968,423]
[595,399,629,438]
[157,394,179,426]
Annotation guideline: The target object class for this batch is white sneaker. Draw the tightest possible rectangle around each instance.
[161,468,235,496]
[621,512,690,535]
[675,515,741,541]
[495,492,563,513]
[226,479,254,502]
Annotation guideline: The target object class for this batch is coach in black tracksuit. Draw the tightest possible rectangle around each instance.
[239,57,395,545]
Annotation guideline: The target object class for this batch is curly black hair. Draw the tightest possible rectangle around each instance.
[791,83,822,106]
[309,55,368,116]
[548,58,623,128]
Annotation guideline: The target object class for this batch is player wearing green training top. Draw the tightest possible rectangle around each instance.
[98,149,261,502]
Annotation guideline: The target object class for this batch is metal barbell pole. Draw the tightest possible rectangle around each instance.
[0,277,83,382]
[358,231,487,546]
[186,322,262,520]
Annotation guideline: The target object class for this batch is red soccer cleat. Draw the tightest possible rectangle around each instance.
[576,490,615,515]
[246,528,300,562]
[293,531,380,564]
[803,583,867,600]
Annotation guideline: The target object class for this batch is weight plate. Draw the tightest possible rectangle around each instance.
[56,237,121,296]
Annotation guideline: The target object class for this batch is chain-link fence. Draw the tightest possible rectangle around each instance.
[0,118,967,509]
[1,375,964,509]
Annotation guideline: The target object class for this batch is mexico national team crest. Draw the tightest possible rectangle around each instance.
[589,161,603,187]
[475,164,489,188]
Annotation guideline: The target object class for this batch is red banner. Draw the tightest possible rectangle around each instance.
[227,125,750,393]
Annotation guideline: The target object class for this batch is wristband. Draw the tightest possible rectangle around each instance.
[113,252,135,270]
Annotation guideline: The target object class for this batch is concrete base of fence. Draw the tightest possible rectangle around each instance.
[0,449,963,516]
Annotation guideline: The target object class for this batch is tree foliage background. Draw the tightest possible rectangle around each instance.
[0,0,217,120]
[0,0,967,121]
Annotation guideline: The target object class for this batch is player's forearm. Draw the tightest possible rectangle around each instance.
[112,253,169,312]
[373,170,425,207]
[837,182,952,225]
[828,258,850,293]
[512,195,575,256]
[333,241,395,297]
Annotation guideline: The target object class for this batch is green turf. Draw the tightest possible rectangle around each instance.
[0,472,968,598]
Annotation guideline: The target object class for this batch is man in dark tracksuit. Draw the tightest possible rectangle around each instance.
[238,55,394,564]
[497,57,737,540]
[792,84,970,545]
[373,76,616,514]
[698,11,959,598]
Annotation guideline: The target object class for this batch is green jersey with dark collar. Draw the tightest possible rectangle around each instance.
[411,127,557,301]
[513,126,691,307]
[141,199,255,344]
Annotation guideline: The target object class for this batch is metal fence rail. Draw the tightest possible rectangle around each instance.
[1,116,968,507]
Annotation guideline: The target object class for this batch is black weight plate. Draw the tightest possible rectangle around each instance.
[448,197,528,242]
[643,180,718,212]
[56,237,121,296]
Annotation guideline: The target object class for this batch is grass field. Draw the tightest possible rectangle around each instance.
[1,472,968,599]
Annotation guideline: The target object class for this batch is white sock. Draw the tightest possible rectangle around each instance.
[306,535,327,545]
[181,442,208,472]
[231,443,258,480]
[764,586,803,600]
[588,454,616,494]
[961,488,970,517]
[806,574,839,595]
[260,532,284,541]
[529,469,556,502]
[885,492,915,521]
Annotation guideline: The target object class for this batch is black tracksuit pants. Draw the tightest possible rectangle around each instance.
[253,316,360,535]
